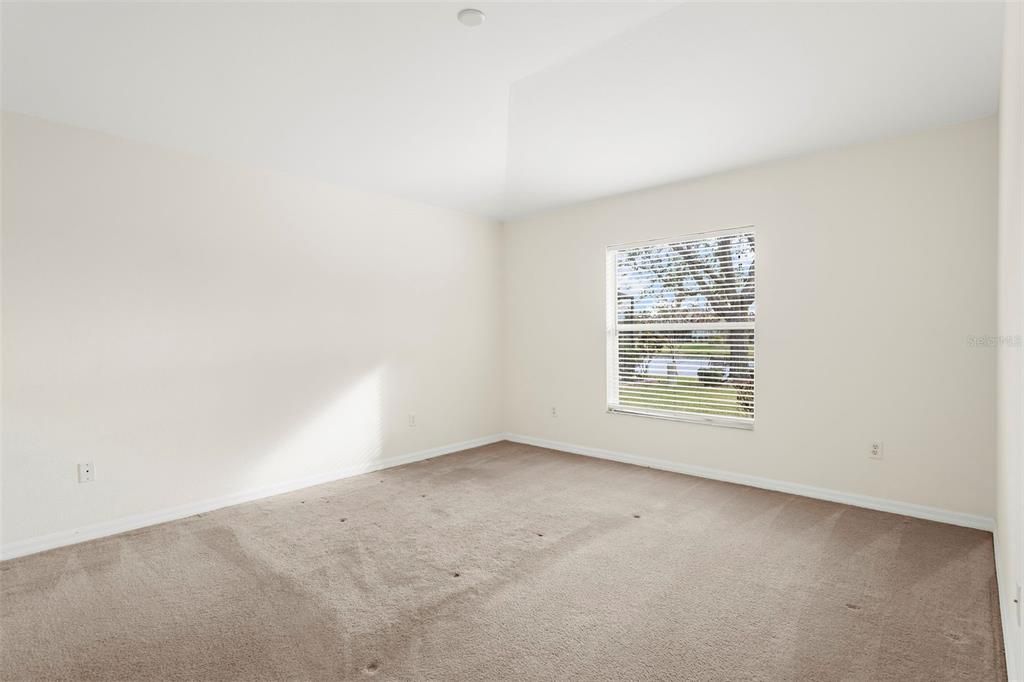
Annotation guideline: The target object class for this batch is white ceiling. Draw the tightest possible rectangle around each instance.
[1,2,1004,220]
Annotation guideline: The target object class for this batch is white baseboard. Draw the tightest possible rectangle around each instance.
[502,433,995,532]
[994,531,1021,682]
[3,432,995,560]
[0,434,504,561]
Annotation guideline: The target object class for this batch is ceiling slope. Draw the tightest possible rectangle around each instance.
[1,2,1003,219]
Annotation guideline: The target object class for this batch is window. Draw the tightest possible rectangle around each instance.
[606,227,755,428]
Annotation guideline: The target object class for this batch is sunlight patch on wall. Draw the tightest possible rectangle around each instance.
[244,367,385,488]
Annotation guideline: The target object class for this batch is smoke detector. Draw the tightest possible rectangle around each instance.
[457,8,486,27]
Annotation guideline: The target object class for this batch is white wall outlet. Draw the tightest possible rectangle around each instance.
[77,462,94,483]
[551,406,558,418]
[869,442,883,460]
[408,413,416,427]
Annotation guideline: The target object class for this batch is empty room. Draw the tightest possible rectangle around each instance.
[2,1,1023,680]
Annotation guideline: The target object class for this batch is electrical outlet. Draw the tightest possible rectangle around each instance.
[551,406,558,418]
[408,413,416,427]
[869,442,883,460]
[77,462,94,483]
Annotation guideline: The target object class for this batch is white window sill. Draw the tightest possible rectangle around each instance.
[607,405,754,430]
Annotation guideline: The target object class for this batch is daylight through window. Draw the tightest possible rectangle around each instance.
[607,228,756,427]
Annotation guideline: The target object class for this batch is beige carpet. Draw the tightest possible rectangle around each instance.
[1,441,1005,681]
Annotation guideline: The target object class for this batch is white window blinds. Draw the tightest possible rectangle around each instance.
[607,228,756,428]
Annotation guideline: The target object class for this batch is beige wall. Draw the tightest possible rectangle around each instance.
[504,117,998,519]
[1,113,502,547]
[1,110,1003,560]
[997,3,1024,679]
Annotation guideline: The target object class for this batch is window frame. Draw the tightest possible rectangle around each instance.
[605,226,756,430]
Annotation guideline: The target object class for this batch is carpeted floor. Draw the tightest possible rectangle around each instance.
[0,441,1006,681]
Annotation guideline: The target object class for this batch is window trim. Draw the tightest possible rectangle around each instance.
[605,225,756,430]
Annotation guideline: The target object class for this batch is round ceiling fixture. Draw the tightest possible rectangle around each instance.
[457,8,486,28]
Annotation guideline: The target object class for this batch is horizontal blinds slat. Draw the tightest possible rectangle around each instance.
[617,262,753,275]
[619,380,753,393]
[617,262,753,274]
[617,338,753,342]
[610,404,753,423]
[616,400,750,415]
[618,374,753,386]
[618,305,754,311]
[617,378,755,393]
[617,345,752,350]
[618,343,751,347]
[616,256,753,269]
[617,338,753,344]
[614,270,753,284]
[618,322,754,328]
[616,372,752,380]
[616,357,752,362]
[616,346,753,352]
[618,388,753,403]
[617,388,752,402]
[617,304,755,312]
[617,328,753,332]
[617,266,753,277]
[618,396,752,411]
[618,388,752,404]
[616,322,753,331]
[616,360,752,368]
[617,406,751,419]
[616,235,755,259]
[617,287,752,298]
[616,266,754,279]
[618,344,751,349]
[616,266,754,278]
